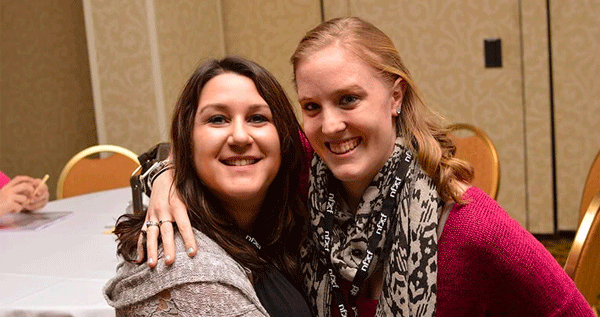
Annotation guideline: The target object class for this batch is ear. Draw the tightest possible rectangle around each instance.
[390,77,406,117]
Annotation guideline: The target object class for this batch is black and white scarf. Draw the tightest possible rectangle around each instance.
[301,138,440,316]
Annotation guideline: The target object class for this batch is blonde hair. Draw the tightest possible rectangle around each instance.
[291,17,473,203]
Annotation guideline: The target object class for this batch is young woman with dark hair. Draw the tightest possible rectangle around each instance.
[104,56,311,316]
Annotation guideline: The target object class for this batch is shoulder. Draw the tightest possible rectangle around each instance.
[438,187,591,315]
[438,186,540,261]
[442,187,518,241]
[104,229,262,312]
[116,283,269,317]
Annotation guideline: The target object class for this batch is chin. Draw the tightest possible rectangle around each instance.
[226,189,260,200]
[329,166,364,183]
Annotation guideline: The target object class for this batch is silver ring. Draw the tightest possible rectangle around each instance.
[145,220,159,227]
[159,219,174,226]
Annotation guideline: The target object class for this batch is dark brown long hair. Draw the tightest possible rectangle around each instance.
[115,56,307,280]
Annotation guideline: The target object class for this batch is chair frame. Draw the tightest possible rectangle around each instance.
[564,190,600,278]
[448,123,500,200]
[564,190,600,313]
[579,149,600,225]
[56,144,139,199]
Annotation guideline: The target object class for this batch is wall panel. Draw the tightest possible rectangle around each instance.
[329,0,529,226]
[222,0,321,113]
[551,0,600,230]
[84,0,319,153]
[155,0,225,127]
[1,0,96,199]
[80,0,596,233]
[84,0,160,154]
[521,0,553,233]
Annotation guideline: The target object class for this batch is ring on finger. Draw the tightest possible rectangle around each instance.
[145,220,159,228]
[159,219,174,226]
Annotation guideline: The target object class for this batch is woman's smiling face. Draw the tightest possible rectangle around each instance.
[193,72,281,209]
[296,45,402,199]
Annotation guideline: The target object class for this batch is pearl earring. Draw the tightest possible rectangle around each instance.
[396,108,402,116]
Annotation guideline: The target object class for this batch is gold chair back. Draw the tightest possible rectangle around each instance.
[448,123,500,200]
[564,190,600,310]
[579,149,600,225]
[56,145,139,199]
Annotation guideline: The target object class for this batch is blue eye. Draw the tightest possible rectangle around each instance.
[301,102,320,112]
[207,115,227,124]
[340,95,359,105]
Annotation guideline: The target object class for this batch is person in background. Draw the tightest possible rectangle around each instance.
[103,56,312,316]
[140,17,594,316]
[0,171,49,216]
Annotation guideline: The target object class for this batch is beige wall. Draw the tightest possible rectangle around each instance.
[521,0,554,233]
[221,0,321,116]
[551,1,600,230]
[321,0,600,232]
[0,0,97,200]
[83,0,163,154]
[83,0,320,154]
[326,0,533,228]
[4,0,588,230]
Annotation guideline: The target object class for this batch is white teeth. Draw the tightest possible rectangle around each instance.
[328,138,360,154]
[224,158,257,166]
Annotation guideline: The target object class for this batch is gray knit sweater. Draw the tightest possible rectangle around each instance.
[103,228,269,316]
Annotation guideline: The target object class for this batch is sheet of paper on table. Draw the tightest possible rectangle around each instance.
[0,211,73,231]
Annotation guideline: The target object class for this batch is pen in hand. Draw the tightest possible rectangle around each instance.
[26,174,50,208]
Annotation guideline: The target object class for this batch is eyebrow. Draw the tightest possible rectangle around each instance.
[298,84,364,103]
[197,103,270,114]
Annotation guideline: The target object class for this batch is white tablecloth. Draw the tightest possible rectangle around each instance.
[0,187,135,317]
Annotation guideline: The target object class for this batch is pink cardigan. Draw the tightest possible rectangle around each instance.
[0,171,10,188]
[437,187,593,316]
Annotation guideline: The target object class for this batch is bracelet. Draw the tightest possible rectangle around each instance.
[149,163,173,188]
[139,159,172,196]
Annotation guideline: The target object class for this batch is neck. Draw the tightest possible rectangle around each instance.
[222,196,264,231]
[341,179,371,213]
[342,139,397,213]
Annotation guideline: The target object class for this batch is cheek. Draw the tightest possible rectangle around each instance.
[301,116,320,143]
[192,129,210,169]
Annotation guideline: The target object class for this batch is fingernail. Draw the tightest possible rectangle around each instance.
[136,255,140,262]
[165,255,171,261]
[148,257,154,264]
[187,248,194,255]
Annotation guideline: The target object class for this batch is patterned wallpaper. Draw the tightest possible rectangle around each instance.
[85,0,161,154]
[84,0,320,153]
[0,0,97,200]
[221,0,321,116]
[551,0,600,231]
[155,0,225,127]
[521,0,553,233]
[330,0,529,227]
[82,0,599,232]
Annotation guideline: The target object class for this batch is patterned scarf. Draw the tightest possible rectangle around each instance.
[301,138,440,316]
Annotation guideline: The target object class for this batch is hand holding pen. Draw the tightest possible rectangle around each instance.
[1,174,48,216]
[25,174,50,211]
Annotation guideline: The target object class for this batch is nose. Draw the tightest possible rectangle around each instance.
[228,118,252,146]
[321,106,346,135]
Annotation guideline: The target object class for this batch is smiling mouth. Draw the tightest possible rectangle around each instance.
[326,137,361,154]
[222,158,259,166]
